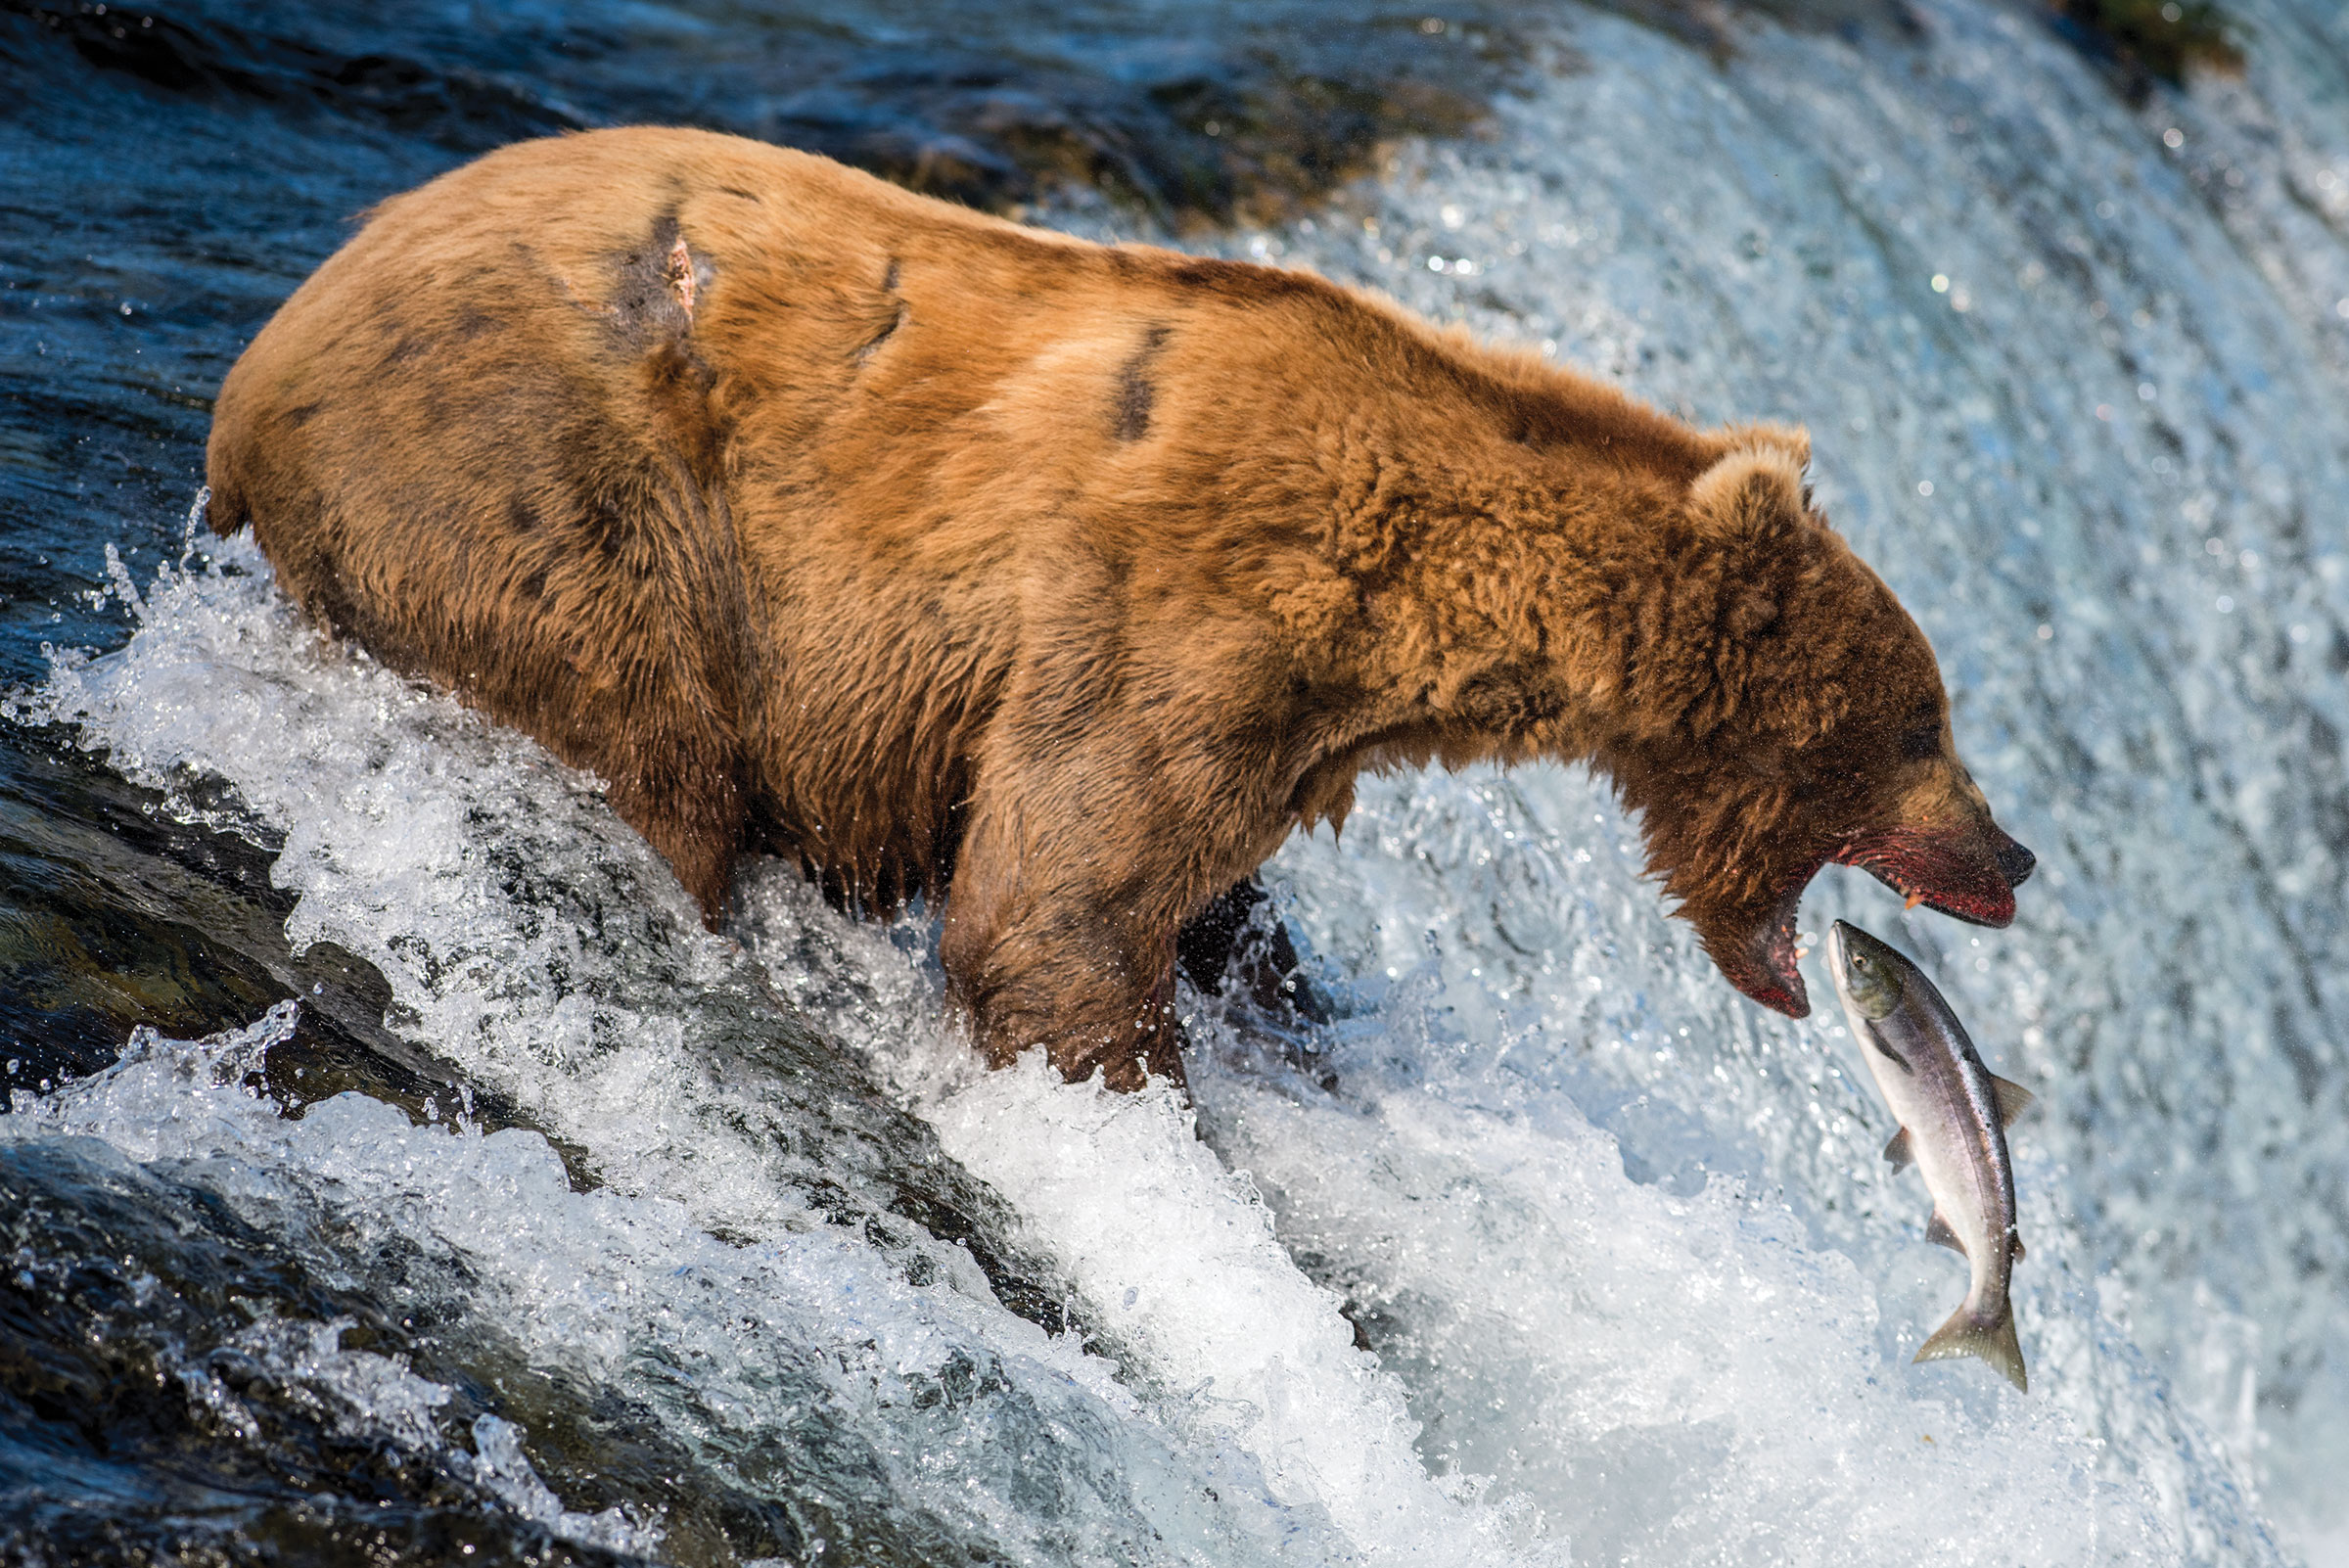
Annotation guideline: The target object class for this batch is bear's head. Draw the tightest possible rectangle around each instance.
[1606,431,2033,1018]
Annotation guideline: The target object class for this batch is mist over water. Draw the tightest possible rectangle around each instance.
[6,0,2349,1564]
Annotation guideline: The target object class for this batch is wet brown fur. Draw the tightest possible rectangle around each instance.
[206,127,2027,1088]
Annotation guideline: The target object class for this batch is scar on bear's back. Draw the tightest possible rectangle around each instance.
[1114,324,1172,441]
[854,259,910,364]
[607,214,707,347]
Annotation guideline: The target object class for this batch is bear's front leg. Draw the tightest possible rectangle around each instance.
[940,818,1191,1091]
[940,751,1273,1090]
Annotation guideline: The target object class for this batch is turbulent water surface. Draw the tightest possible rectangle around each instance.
[7,0,2349,1563]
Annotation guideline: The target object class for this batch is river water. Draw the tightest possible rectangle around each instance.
[5,0,2347,1564]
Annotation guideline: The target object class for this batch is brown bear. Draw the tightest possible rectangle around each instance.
[205,126,2033,1089]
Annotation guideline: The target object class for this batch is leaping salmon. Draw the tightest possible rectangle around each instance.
[1827,920,2034,1391]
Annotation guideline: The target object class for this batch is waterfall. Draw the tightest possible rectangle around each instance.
[8,0,2345,1562]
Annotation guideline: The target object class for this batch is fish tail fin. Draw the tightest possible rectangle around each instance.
[1914,1301,2028,1393]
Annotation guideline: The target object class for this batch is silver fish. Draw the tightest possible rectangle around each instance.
[1827,919,2034,1391]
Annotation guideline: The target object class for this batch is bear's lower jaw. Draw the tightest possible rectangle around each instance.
[1706,882,1812,1019]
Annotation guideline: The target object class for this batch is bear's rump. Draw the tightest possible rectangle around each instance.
[204,145,794,919]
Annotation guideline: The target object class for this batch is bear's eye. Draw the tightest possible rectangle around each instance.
[1898,707,1942,761]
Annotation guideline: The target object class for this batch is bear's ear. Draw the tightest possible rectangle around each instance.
[1685,437,1812,553]
[1711,421,1811,472]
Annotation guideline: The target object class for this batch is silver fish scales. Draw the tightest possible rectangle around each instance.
[1828,921,2033,1391]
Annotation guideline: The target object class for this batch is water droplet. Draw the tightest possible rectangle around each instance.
[2037,623,2054,640]
[1916,481,1935,496]
[2163,128,2186,150]
[1931,274,1950,293]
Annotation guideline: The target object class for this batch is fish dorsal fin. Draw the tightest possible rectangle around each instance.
[1991,1075,2035,1128]
[1925,1210,1968,1256]
[1883,1127,1914,1172]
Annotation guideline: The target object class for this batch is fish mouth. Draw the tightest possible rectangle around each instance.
[1834,826,2034,929]
[1822,918,1890,1016]
[1824,919,1854,977]
[1705,879,1811,1019]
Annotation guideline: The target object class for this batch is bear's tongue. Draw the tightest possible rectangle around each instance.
[1712,884,1810,1018]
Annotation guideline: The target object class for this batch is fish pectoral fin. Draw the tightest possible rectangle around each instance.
[2011,1233,2026,1263]
[1883,1127,1915,1171]
[1925,1210,1968,1255]
[1990,1074,2036,1128]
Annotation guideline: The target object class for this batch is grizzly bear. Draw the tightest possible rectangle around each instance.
[205,126,2033,1089]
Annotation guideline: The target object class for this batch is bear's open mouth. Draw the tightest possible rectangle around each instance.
[1711,825,2036,1019]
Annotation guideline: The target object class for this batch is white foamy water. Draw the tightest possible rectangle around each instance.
[0,492,2203,1566]
[13,0,2349,1560]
